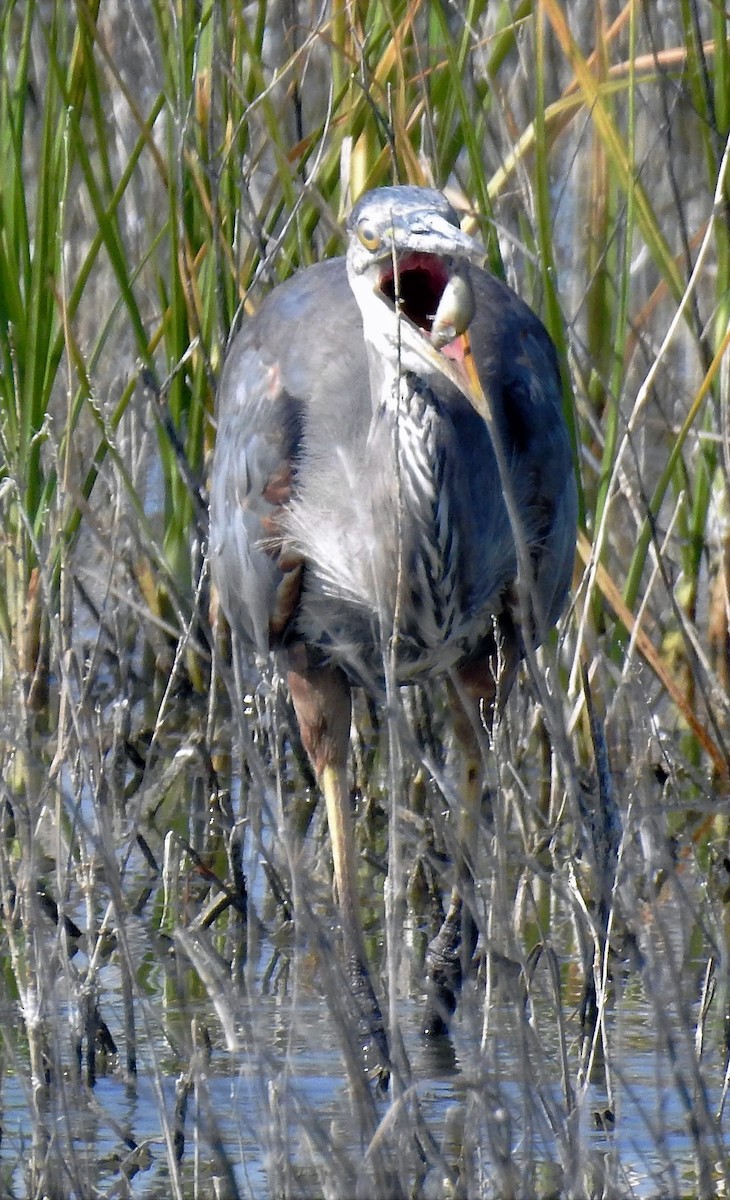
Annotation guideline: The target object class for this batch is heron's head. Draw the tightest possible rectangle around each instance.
[345,186,488,415]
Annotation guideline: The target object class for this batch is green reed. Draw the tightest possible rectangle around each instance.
[0,2,729,1196]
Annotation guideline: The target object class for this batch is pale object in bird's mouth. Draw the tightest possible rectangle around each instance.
[430,268,476,351]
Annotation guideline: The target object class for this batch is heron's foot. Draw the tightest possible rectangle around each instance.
[421,895,478,1038]
[347,952,391,1090]
[421,898,463,1037]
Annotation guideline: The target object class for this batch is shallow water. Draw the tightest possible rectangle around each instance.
[1,885,725,1200]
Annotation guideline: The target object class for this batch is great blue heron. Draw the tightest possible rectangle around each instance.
[210,185,577,1079]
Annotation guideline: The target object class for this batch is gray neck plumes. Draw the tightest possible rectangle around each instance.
[367,366,461,658]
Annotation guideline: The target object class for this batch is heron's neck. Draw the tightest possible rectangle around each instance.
[366,366,463,657]
[364,342,452,534]
[365,338,442,415]
[365,339,439,448]
[381,372,441,471]
[370,365,454,545]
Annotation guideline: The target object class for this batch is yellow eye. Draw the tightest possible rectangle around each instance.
[357,221,381,252]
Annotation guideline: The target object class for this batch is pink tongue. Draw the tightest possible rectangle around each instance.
[440,335,465,362]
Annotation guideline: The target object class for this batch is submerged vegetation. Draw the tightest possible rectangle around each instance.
[0,0,729,1195]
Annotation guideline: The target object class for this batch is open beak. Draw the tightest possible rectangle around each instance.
[403,324,490,421]
[374,226,490,422]
[461,333,490,423]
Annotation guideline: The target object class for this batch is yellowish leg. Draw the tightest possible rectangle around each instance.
[288,664,389,1081]
[321,763,367,961]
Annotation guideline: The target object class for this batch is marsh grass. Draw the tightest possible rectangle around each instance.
[0,1,729,1196]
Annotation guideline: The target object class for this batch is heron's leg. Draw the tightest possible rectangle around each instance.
[422,623,520,1036]
[421,678,486,1036]
[287,662,389,1079]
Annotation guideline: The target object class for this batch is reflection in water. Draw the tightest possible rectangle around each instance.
[0,892,724,1199]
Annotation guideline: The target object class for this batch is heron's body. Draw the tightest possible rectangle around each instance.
[210,188,577,1076]
[211,258,574,687]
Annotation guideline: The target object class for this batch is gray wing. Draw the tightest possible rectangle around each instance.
[209,258,369,655]
[468,268,577,638]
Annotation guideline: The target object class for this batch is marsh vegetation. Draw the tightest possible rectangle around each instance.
[0,1,729,1196]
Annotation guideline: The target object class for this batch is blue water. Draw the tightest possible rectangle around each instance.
[0,967,723,1199]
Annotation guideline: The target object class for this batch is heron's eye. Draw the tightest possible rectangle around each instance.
[357,221,381,252]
